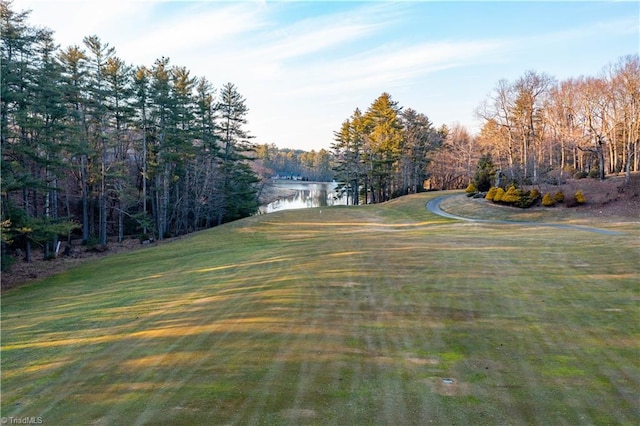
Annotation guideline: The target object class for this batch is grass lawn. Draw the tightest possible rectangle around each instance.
[2,191,639,425]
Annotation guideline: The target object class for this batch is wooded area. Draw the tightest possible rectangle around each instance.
[1,3,259,266]
[332,56,639,204]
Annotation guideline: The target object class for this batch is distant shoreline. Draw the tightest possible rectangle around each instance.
[269,179,336,185]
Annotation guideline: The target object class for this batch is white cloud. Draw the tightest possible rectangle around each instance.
[14,0,638,151]
[19,0,154,49]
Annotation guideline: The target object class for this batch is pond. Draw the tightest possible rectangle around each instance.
[259,181,347,214]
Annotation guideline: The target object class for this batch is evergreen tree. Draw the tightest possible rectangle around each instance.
[474,154,497,192]
[148,57,173,239]
[363,93,403,202]
[83,35,115,246]
[132,66,151,236]
[58,44,90,242]
[193,77,219,228]
[216,83,258,224]
[400,109,441,194]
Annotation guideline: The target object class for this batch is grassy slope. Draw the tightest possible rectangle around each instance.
[1,192,638,425]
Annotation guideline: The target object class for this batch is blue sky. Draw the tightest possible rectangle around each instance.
[18,0,639,151]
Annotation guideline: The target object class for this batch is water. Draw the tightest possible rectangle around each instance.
[260,181,346,213]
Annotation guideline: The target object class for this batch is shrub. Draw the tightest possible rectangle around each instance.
[575,190,586,204]
[465,183,477,196]
[493,187,505,202]
[541,193,555,207]
[500,186,520,204]
[485,187,498,201]
[574,171,588,179]
[554,191,564,203]
[530,189,541,201]
[513,190,538,208]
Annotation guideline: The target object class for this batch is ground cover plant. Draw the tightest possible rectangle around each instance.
[1,192,639,425]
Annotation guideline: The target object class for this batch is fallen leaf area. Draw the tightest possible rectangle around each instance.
[2,174,638,292]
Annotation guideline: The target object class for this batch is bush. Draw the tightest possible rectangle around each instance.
[575,190,586,204]
[541,193,555,207]
[512,190,539,208]
[493,187,505,202]
[573,171,588,179]
[500,186,520,204]
[465,183,477,196]
[554,191,564,203]
[485,187,498,201]
[530,189,541,200]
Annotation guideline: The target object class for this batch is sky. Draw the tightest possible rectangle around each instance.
[15,0,640,151]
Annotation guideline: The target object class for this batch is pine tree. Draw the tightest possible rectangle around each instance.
[216,83,258,224]
[83,35,115,246]
[133,66,151,236]
[103,55,134,241]
[148,57,173,239]
[58,44,91,242]
[363,93,403,202]
[400,109,441,194]
[193,77,219,228]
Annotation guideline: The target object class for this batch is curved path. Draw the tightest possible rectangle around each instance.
[426,195,624,235]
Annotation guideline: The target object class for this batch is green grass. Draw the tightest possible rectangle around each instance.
[2,192,639,425]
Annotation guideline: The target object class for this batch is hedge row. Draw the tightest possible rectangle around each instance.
[466,184,586,209]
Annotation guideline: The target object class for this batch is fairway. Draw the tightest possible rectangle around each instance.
[2,192,639,425]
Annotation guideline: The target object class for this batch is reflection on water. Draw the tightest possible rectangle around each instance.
[260,182,346,213]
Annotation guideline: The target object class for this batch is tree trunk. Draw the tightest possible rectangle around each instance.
[81,155,89,243]
[597,136,606,181]
[625,140,637,184]
[99,133,108,246]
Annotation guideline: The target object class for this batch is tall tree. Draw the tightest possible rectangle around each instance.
[216,82,258,224]
[103,55,134,241]
[58,45,90,242]
[400,109,442,194]
[193,77,219,228]
[363,93,403,202]
[83,35,115,245]
[608,55,640,182]
[511,71,555,182]
[148,56,173,239]
[577,77,609,180]
[132,66,151,235]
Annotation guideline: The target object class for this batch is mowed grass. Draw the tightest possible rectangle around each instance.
[1,192,639,425]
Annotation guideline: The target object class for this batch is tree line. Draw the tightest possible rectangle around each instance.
[333,54,639,204]
[254,144,334,182]
[474,56,639,185]
[1,2,259,265]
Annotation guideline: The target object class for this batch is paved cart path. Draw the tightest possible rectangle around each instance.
[426,195,624,235]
